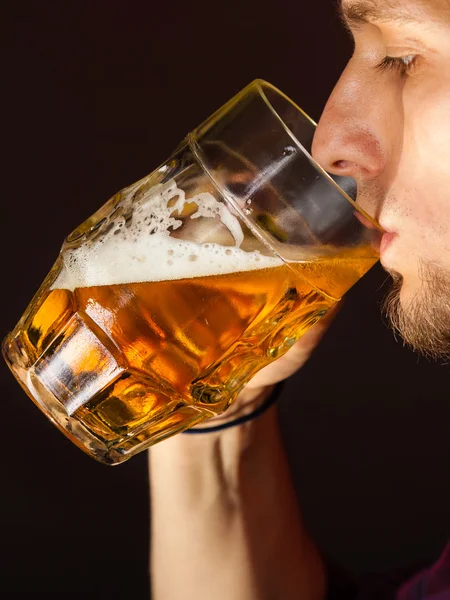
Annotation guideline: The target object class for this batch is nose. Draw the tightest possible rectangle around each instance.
[312,65,388,182]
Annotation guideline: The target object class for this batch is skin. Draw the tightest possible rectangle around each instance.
[149,1,450,598]
[313,0,450,357]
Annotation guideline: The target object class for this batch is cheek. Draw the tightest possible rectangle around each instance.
[411,86,450,183]
[393,80,450,252]
[405,70,450,179]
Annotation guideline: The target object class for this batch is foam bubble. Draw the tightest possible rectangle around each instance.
[53,180,282,291]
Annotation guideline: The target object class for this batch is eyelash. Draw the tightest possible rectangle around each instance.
[376,55,417,78]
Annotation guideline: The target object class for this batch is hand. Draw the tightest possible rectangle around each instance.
[198,302,343,427]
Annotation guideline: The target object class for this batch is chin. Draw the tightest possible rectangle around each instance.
[381,253,421,300]
[381,262,450,361]
[398,276,421,304]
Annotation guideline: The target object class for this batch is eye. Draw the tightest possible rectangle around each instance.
[376,55,417,77]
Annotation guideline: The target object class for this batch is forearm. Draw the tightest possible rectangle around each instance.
[149,398,325,600]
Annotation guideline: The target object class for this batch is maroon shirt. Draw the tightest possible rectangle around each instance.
[396,543,450,600]
[327,542,450,599]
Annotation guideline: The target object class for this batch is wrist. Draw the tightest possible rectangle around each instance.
[149,386,278,464]
[149,394,280,506]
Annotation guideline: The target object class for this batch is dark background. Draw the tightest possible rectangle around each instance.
[3,1,449,598]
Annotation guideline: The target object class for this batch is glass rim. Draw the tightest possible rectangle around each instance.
[252,79,383,233]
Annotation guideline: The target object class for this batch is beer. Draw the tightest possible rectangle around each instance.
[7,258,376,462]
[4,178,378,464]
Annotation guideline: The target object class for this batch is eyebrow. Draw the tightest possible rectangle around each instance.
[338,0,425,27]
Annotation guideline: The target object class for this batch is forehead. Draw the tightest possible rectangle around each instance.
[340,0,450,25]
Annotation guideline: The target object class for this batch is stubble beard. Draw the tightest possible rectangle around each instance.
[382,261,450,360]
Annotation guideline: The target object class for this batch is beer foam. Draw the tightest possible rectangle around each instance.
[53,180,282,291]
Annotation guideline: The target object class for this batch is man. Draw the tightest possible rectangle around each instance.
[149,0,450,597]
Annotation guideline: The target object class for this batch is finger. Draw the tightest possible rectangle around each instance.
[246,300,344,389]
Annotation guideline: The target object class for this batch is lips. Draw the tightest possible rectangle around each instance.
[380,231,397,258]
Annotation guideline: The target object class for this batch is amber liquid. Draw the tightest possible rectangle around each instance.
[4,249,377,464]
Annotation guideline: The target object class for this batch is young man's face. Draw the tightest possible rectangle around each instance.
[312,0,450,358]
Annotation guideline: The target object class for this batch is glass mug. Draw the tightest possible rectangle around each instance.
[3,80,381,465]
